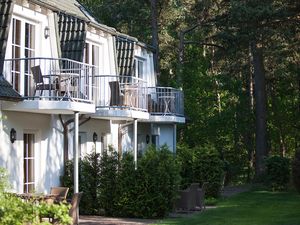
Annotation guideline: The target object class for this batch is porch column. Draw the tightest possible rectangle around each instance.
[133,119,138,169]
[74,111,79,193]
[173,123,177,154]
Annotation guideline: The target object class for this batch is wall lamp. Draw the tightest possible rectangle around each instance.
[10,128,16,143]
[44,26,50,39]
[93,132,98,143]
[146,134,150,144]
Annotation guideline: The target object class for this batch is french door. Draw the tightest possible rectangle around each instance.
[23,133,35,193]
[11,18,36,96]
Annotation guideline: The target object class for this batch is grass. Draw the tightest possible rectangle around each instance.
[155,190,300,225]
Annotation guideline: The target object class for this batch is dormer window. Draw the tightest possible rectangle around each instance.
[134,57,145,80]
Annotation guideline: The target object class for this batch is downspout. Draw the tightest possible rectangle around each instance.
[74,111,79,194]
[133,119,138,169]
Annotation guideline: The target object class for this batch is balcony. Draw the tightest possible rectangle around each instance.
[147,87,185,123]
[93,75,149,120]
[2,57,96,114]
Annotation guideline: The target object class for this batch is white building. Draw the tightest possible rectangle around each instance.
[0,0,185,194]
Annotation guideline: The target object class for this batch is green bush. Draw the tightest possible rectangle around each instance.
[98,148,119,216]
[61,146,181,218]
[62,152,108,215]
[265,155,290,191]
[0,168,71,225]
[176,144,194,188]
[134,145,181,218]
[292,149,300,193]
[193,145,224,198]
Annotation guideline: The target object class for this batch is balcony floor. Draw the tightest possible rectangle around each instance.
[1,99,95,114]
[93,107,149,120]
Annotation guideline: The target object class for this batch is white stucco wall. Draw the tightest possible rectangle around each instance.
[157,124,175,152]
[68,118,111,156]
[0,110,64,193]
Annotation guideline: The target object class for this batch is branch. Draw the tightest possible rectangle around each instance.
[184,41,225,50]
[69,116,91,132]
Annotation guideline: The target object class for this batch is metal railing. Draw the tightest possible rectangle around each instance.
[94,75,148,112]
[147,87,184,116]
[3,57,97,103]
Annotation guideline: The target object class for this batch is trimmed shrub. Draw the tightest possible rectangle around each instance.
[98,148,119,216]
[135,145,181,218]
[176,144,194,188]
[292,149,300,193]
[265,155,290,191]
[61,145,180,218]
[193,145,224,198]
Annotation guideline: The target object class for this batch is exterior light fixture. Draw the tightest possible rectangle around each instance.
[93,132,98,143]
[146,134,150,144]
[10,128,16,143]
[44,26,50,39]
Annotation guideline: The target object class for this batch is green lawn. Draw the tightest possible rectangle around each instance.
[155,190,300,225]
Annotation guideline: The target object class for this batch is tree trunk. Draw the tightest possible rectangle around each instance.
[150,0,160,76]
[251,42,268,178]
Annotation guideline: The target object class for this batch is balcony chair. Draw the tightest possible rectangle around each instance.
[109,81,124,106]
[31,65,59,97]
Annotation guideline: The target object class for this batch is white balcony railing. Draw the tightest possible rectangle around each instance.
[147,87,184,116]
[3,57,97,103]
[94,75,148,112]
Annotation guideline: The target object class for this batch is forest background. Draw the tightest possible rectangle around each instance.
[80,0,299,183]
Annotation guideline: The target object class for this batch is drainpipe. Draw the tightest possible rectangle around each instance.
[133,119,138,169]
[74,111,79,193]
[173,123,177,154]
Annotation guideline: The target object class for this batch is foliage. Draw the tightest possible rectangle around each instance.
[292,148,300,193]
[82,0,300,182]
[134,145,181,218]
[156,190,300,225]
[265,155,290,191]
[61,146,181,218]
[98,148,119,216]
[176,144,194,188]
[193,145,224,198]
[0,168,71,225]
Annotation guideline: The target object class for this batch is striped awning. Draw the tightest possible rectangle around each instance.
[115,36,135,79]
[0,0,14,74]
[56,12,87,62]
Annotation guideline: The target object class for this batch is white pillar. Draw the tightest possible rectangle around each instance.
[74,111,79,193]
[173,123,177,154]
[133,119,138,169]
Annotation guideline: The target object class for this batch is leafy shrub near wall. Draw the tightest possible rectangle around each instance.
[61,145,181,218]
[134,145,181,218]
[176,144,194,188]
[292,149,300,193]
[265,155,290,191]
[193,145,224,198]
[0,168,71,225]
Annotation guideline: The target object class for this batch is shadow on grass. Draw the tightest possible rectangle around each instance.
[155,190,300,225]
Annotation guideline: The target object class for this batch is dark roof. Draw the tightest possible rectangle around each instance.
[56,12,86,62]
[0,75,22,101]
[0,0,14,74]
[116,36,135,78]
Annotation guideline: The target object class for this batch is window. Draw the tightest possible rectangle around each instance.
[24,133,35,193]
[11,18,35,96]
[84,42,100,101]
[134,58,145,79]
